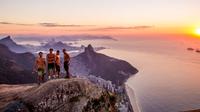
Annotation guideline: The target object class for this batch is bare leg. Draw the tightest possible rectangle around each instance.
[64,61,70,78]
[48,69,52,80]
[66,66,70,78]
[42,74,45,82]
[57,71,60,78]
[38,75,42,85]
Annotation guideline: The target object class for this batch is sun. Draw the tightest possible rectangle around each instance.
[196,28,200,35]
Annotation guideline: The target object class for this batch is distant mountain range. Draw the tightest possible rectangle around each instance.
[40,39,81,51]
[0,36,137,86]
[0,36,28,53]
[0,36,80,53]
[0,36,106,54]
[14,34,116,41]
[0,44,36,84]
[40,39,106,53]
[71,45,138,86]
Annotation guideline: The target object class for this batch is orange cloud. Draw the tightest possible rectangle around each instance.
[0,21,33,26]
[39,23,94,27]
[88,26,154,31]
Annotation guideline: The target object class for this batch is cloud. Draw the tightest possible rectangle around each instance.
[39,23,93,27]
[0,21,93,27]
[90,26,154,31]
[132,26,154,29]
[0,21,32,26]
[0,21,153,30]
[0,22,11,24]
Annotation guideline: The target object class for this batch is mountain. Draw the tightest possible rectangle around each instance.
[71,44,138,86]
[0,44,36,84]
[0,36,28,53]
[40,39,105,54]
[1,78,117,112]
[41,39,80,51]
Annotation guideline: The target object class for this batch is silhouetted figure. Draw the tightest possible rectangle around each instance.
[34,52,46,85]
[63,49,70,78]
[47,48,56,79]
[55,50,61,78]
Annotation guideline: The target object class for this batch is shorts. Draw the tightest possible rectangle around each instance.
[64,61,69,71]
[37,68,45,76]
[48,63,55,71]
[55,64,60,72]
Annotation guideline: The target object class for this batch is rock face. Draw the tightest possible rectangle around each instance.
[71,45,138,86]
[1,78,117,112]
[0,44,36,84]
[185,109,200,112]
[0,36,28,53]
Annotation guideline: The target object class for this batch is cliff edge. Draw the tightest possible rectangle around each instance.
[1,78,117,112]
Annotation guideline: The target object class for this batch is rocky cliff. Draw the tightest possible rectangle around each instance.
[71,44,138,86]
[1,78,117,112]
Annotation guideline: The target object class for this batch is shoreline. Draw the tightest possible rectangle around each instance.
[125,84,141,112]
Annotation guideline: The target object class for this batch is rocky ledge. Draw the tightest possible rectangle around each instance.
[1,78,117,112]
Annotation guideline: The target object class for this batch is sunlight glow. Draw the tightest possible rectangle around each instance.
[196,28,200,36]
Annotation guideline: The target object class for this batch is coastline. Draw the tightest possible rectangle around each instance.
[98,49,140,111]
[125,84,141,112]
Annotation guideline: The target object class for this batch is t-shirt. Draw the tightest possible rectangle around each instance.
[36,57,46,69]
[47,53,55,64]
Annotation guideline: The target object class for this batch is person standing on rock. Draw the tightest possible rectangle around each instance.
[47,48,56,79]
[34,52,46,85]
[55,50,61,78]
[63,49,70,78]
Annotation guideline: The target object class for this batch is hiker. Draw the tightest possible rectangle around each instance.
[63,49,70,78]
[47,48,56,79]
[55,50,61,78]
[34,52,46,85]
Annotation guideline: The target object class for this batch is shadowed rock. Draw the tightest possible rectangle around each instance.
[1,78,117,112]
[0,44,36,84]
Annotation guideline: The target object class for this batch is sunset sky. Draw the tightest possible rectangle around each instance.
[0,0,200,37]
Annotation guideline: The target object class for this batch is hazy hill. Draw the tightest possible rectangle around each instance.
[0,36,28,53]
[0,44,36,84]
[0,36,106,54]
[41,39,80,51]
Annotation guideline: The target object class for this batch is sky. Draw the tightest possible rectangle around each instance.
[0,0,200,37]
